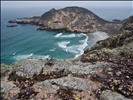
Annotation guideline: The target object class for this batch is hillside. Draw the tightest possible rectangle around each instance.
[9,6,122,34]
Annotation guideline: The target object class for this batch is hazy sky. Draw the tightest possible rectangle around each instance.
[1,1,132,8]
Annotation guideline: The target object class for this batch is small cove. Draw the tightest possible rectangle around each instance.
[1,6,118,65]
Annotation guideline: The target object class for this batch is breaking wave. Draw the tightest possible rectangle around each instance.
[68,33,88,58]
[55,33,62,37]
[34,55,50,59]
[55,33,75,38]
[60,34,75,38]
[13,53,50,61]
[57,33,88,58]
[57,41,70,49]
[13,53,33,60]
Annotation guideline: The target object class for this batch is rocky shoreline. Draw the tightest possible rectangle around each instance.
[1,7,133,100]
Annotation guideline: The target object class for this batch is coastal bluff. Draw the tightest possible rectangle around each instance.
[1,15,133,99]
[9,6,122,34]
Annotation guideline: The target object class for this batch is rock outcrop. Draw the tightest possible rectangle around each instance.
[83,16,133,57]
[9,6,122,34]
[78,16,133,99]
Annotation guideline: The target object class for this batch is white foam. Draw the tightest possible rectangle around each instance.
[60,34,75,38]
[50,48,56,51]
[34,55,50,59]
[57,41,70,49]
[55,33,62,37]
[13,53,50,61]
[65,33,88,58]
[76,33,83,37]
[13,53,33,60]
[79,40,84,43]
[74,34,88,58]
[67,45,79,54]
[55,33,76,38]
[29,53,33,56]
[13,53,16,56]
[59,32,108,59]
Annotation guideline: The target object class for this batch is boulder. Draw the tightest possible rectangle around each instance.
[100,90,132,100]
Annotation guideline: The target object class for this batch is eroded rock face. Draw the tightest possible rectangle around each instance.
[100,90,132,100]
[1,63,12,79]
[84,16,133,56]
[9,6,122,34]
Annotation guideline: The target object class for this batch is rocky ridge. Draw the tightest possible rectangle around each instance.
[9,6,122,34]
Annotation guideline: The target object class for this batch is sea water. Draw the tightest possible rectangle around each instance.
[1,6,131,65]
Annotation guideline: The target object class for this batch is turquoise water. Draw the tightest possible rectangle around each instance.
[1,23,89,65]
[1,7,90,65]
[1,6,132,65]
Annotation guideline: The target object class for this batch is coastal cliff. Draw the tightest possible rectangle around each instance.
[1,15,133,99]
[9,6,122,34]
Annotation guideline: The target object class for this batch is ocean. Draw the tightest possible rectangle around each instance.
[1,6,132,65]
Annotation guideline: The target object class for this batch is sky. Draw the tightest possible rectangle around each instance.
[1,1,133,8]
[1,1,133,21]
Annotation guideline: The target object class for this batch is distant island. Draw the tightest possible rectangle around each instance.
[9,6,122,35]
[1,6,133,100]
[7,24,18,27]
